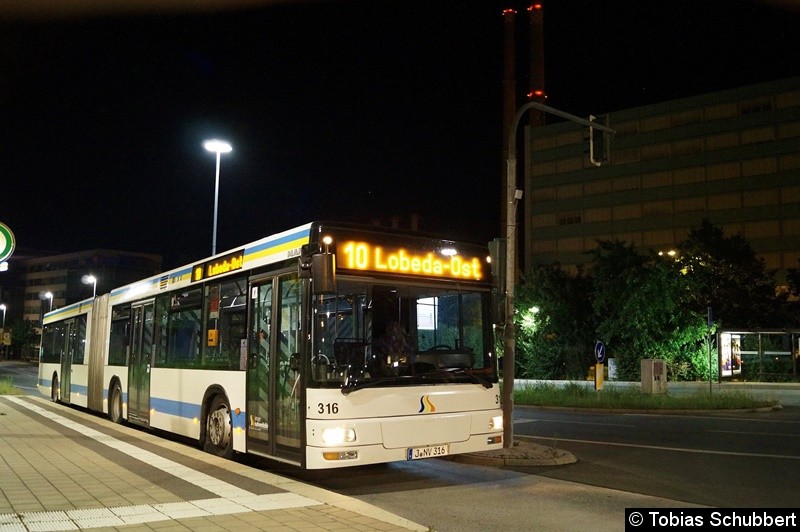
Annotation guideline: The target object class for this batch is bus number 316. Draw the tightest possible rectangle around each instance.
[318,403,339,414]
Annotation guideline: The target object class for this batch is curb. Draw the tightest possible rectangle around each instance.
[447,440,577,467]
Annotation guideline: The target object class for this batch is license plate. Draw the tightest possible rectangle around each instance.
[407,444,449,460]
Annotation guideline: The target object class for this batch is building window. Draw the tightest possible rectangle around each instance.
[740,98,773,115]
[557,213,582,226]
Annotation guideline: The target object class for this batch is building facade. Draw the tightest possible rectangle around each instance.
[523,77,800,284]
[1,249,162,325]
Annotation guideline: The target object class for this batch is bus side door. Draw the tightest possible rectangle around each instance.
[127,300,155,426]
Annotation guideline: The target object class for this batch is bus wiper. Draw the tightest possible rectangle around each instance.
[340,368,493,395]
[413,367,493,388]
[341,374,397,395]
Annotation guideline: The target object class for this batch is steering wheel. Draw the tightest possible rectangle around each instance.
[426,344,454,351]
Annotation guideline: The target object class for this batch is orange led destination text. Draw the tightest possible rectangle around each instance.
[340,241,483,280]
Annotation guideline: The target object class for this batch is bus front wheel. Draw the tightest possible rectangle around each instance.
[204,395,234,459]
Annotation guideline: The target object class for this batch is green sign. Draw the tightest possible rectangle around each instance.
[0,222,15,262]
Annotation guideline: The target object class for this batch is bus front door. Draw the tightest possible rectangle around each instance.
[247,273,302,463]
[127,301,154,426]
[247,279,272,453]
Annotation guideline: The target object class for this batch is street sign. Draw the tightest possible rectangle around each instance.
[0,222,15,262]
[595,341,606,364]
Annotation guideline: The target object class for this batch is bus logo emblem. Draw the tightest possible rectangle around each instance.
[418,395,436,413]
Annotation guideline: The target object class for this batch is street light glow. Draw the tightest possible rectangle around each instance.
[85,275,98,298]
[203,140,232,153]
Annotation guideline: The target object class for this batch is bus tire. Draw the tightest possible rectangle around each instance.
[109,381,123,424]
[204,395,234,459]
[51,374,59,402]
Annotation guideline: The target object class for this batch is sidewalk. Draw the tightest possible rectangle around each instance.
[0,395,428,532]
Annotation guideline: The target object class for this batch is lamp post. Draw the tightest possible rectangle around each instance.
[85,275,97,298]
[203,139,232,256]
[0,303,6,329]
[45,292,53,312]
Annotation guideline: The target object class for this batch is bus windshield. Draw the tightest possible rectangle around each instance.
[311,280,497,392]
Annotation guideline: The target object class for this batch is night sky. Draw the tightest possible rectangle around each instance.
[2,0,800,269]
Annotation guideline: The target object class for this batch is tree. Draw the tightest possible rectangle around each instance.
[677,219,784,328]
[515,264,596,379]
[9,320,39,360]
[590,240,709,381]
[784,263,800,327]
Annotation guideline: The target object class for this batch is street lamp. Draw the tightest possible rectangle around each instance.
[85,275,97,298]
[203,139,232,256]
[45,292,53,312]
[0,304,5,358]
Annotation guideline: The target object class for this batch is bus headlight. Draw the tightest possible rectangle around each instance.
[491,415,503,431]
[322,427,357,445]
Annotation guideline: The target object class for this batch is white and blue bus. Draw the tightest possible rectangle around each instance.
[39,222,503,469]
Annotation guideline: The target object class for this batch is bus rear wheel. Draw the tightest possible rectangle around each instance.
[51,374,59,402]
[109,382,123,424]
[204,395,234,459]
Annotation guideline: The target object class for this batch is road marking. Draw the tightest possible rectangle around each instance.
[517,417,635,428]
[519,434,800,460]
[707,429,800,438]
[622,413,800,424]
[2,396,320,531]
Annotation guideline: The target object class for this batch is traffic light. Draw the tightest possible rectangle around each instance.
[587,114,611,166]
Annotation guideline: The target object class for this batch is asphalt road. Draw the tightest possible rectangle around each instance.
[513,406,800,508]
[0,360,38,394]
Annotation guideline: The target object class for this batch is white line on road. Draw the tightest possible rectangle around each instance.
[516,418,635,428]
[520,434,800,460]
[707,429,800,438]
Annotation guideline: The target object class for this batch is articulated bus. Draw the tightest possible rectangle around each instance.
[39,222,504,469]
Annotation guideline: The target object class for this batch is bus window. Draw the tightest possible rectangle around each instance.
[313,290,369,382]
[40,322,64,364]
[312,281,494,388]
[109,305,131,366]
[203,276,247,370]
[165,288,202,367]
[70,315,87,365]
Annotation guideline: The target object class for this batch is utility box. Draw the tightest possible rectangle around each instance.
[641,358,667,395]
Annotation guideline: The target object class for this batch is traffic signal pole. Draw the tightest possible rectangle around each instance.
[503,101,614,448]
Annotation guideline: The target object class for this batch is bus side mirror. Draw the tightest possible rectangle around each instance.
[312,253,336,295]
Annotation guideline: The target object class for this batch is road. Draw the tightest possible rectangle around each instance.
[285,406,799,530]
[3,361,799,531]
[0,360,38,394]
[512,406,800,507]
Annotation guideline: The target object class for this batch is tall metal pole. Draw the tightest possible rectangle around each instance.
[503,154,518,448]
[204,139,232,257]
[212,151,221,256]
